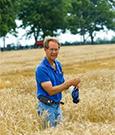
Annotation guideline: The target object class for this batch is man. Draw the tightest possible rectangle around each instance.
[35,36,80,128]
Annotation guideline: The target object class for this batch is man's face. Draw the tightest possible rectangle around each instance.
[45,41,60,62]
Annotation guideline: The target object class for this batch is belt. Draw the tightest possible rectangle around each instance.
[38,95,64,106]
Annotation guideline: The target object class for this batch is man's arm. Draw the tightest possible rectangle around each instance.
[41,78,80,96]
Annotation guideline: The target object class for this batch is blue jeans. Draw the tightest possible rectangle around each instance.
[37,101,63,128]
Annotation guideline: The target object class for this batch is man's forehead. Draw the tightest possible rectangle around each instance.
[48,41,59,47]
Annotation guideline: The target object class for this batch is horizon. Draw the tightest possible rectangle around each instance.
[0,30,115,48]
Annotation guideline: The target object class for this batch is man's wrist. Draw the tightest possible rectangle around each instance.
[64,81,71,90]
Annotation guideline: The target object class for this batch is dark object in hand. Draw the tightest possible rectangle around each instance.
[71,87,80,104]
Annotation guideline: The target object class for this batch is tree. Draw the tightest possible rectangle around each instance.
[111,36,115,43]
[67,0,115,44]
[18,0,70,45]
[0,0,19,48]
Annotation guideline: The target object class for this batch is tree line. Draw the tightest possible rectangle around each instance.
[0,0,115,48]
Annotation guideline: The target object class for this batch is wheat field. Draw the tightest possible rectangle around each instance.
[0,45,115,135]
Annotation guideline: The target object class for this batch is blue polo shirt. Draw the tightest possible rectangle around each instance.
[35,57,65,102]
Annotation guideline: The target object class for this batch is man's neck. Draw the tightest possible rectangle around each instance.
[46,57,56,70]
[46,57,54,66]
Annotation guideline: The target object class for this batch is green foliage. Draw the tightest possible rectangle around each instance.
[0,0,19,37]
[111,36,115,42]
[0,0,114,46]
[67,0,115,44]
[18,0,69,42]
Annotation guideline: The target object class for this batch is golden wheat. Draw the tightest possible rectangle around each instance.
[0,45,115,135]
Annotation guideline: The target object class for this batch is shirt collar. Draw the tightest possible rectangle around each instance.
[43,57,56,68]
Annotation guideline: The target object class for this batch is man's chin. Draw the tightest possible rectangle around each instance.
[51,57,57,61]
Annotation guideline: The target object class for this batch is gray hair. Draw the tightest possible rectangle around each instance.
[43,36,61,49]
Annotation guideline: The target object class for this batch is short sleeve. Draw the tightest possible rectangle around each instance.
[36,67,50,84]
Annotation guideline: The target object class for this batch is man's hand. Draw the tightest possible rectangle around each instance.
[72,78,80,87]
[67,78,81,88]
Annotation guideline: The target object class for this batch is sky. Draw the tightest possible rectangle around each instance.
[0,20,115,47]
